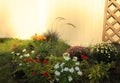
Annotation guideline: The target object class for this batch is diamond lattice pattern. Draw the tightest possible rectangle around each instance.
[103,0,120,43]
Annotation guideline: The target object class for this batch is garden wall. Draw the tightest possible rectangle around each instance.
[0,0,105,46]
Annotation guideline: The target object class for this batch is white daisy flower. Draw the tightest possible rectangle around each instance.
[55,71,60,76]
[31,50,35,54]
[68,76,73,82]
[11,52,15,54]
[63,53,70,61]
[22,49,26,52]
[60,62,65,68]
[63,67,69,71]
[19,63,22,66]
[69,67,74,73]
[54,63,59,69]
[77,71,82,76]
[75,62,80,65]
[16,53,20,56]
[19,55,23,59]
[75,66,80,71]
[24,53,30,57]
[72,57,78,61]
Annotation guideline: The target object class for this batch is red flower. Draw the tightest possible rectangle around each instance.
[35,58,40,63]
[43,59,49,64]
[31,71,36,75]
[43,71,49,77]
[81,55,89,59]
[29,57,34,62]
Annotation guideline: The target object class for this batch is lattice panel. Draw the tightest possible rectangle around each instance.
[103,0,120,43]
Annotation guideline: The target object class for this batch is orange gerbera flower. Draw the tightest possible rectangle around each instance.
[31,34,46,41]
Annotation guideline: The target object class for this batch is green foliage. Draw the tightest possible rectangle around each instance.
[44,30,60,42]
[88,62,115,83]
[54,53,83,83]
[91,43,118,63]
[0,38,32,53]
[0,38,120,82]
[0,38,33,82]
[11,49,53,83]
[33,40,70,59]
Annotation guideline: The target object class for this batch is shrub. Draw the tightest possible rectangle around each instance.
[11,49,53,83]
[66,46,90,61]
[91,43,118,63]
[44,30,59,42]
[88,61,115,83]
[54,53,83,83]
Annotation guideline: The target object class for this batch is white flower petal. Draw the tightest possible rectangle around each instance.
[19,55,23,59]
[63,53,70,61]
[54,63,59,69]
[63,56,70,61]
[31,50,35,53]
[69,67,74,73]
[72,57,78,61]
[75,62,80,65]
[19,63,22,66]
[60,62,65,68]
[24,53,30,57]
[55,71,60,76]
[22,49,26,52]
[11,52,15,54]
[64,67,69,71]
[75,66,80,71]
[68,76,73,82]
[78,71,82,76]
[16,53,20,56]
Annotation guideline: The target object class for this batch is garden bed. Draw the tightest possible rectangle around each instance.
[0,31,120,83]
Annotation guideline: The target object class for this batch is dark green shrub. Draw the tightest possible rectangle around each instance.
[91,43,118,63]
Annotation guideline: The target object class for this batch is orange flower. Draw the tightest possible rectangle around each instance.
[31,34,46,41]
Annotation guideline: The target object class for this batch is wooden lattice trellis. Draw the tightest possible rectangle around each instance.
[102,0,120,43]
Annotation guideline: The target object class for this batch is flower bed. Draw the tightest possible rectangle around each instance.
[9,32,120,83]
[0,31,120,82]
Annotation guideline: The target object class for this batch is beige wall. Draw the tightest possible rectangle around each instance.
[0,0,105,46]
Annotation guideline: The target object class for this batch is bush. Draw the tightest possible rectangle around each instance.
[66,46,90,61]
[91,43,118,63]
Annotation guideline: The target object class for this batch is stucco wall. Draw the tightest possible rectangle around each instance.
[0,0,105,46]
